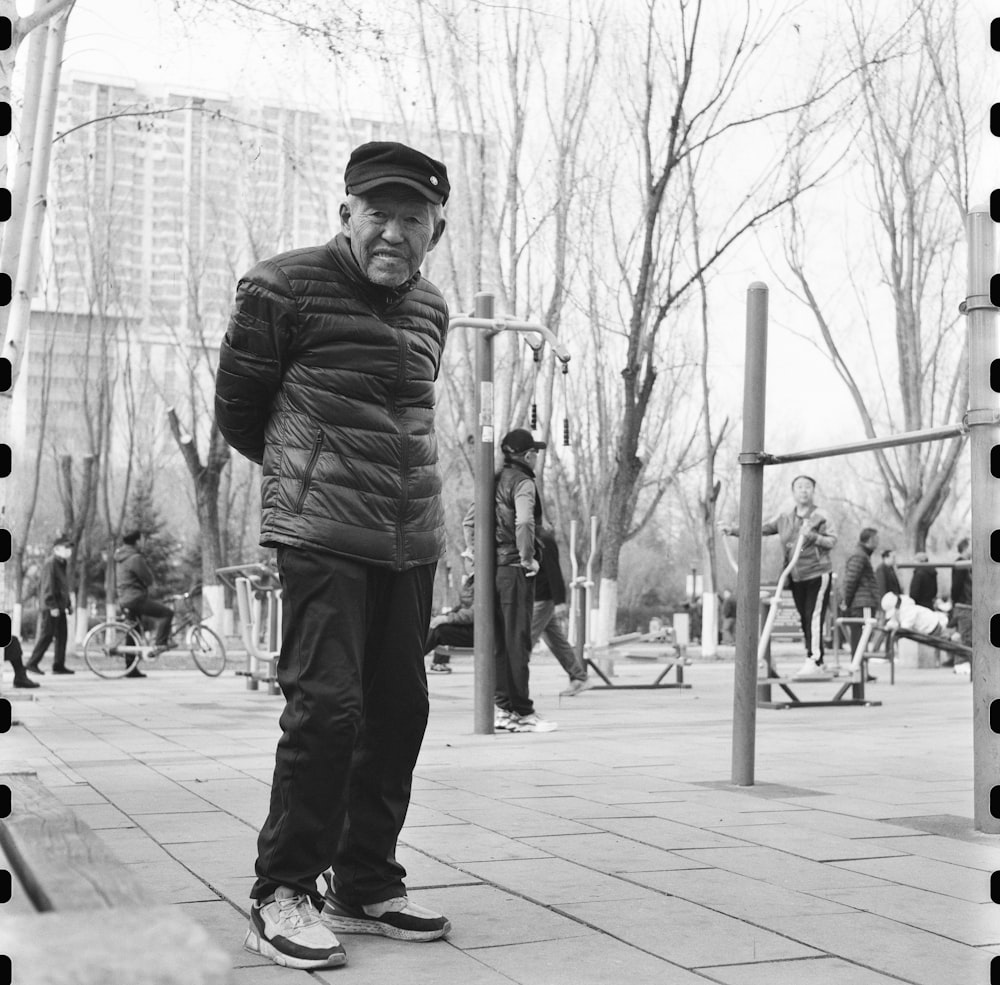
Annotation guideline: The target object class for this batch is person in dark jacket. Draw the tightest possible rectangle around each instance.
[215,141,451,971]
[907,552,938,610]
[424,551,475,672]
[26,535,75,675]
[874,549,902,600]
[531,526,591,696]
[492,428,557,733]
[950,537,972,653]
[840,527,881,659]
[114,529,173,679]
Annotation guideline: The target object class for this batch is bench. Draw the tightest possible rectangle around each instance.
[0,771,232,985]
[887,627,972,677]
[586,633,692,690]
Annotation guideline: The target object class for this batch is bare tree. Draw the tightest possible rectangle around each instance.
[782,1,973,550]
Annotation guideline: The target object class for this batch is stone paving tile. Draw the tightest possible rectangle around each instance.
[468,933,711,985]
[822,884,998,946]
[559,894,822,967]
[765,911,991,985]
[178,898,272,970]
[626,865,856,920]
[132,808,256,844]
[716,823,907,862]
[402,803,471,827]
[416,884,595,949]
[131,857,223,904]
[396,844,482,889]
[45,782,108,806]
[96,825,176,864]
[505,794,645,820]
[446,804,601,838]
[862,833,1000,870]
[589,814,754,850]
[409,787,514,812]
[701,955,915,985]
[400,823,552,864]
[459,856,658,905]
[770,810,923,840]
[230,964,318,984]
[70,801,137,829]
[176,777,269,824]
[831,855,990,902]
[167,836,258,880]
[523,831,710,873]
[673,846,890,892]
[639,801,802,828]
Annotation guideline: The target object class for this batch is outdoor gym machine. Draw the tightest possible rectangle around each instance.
[448,293,570,735]
[730,207,999,835]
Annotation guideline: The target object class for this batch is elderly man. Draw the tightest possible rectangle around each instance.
[216,141,451,971]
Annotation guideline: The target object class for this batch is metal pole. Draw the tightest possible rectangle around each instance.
[759,423,967,465]
[966,209,1000,833]
[472,293,497,734]
[732,282,768,786]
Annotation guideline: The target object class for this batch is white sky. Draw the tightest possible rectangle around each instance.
[37,0,1000,461]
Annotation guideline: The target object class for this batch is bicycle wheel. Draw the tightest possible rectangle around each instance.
[83,622,141,679]
[188,623,226,677]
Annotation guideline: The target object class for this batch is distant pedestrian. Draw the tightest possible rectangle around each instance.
[840,527,880,663]
[720,590,737,645]
[425,551,475,672]
[493,428,557,733]
[532,526,592,697]
[114,529,173,679]
[26,535,75,676]
[950,537,972,652]
[907,552,938,610]
[874,549,901,600]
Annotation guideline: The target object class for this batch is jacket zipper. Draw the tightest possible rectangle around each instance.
[395,333,408,565]
[293,429,324,514]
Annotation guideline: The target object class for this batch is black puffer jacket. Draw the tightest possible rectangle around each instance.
[215,234,449,570]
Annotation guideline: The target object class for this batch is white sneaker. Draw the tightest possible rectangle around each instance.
[512,712,558,732]
[560,677,594,697]
[793,658,831,679]
[245,888,347,969]
[954,662,971,676]
[494,708,517,731]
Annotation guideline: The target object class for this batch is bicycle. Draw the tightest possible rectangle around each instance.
[82,587,227,679]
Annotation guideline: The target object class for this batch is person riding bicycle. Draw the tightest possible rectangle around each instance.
[114,529,174,677]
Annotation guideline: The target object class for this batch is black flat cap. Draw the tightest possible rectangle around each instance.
[344,141,450,205]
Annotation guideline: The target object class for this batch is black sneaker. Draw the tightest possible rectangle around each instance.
[52,667,75,675]
[244,890,347,970]
[321,876,450,941]
[26,664,44,675]
[14,676,40,689]
[125,668,147,679]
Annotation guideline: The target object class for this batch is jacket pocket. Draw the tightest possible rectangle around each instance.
[293,429,324,514]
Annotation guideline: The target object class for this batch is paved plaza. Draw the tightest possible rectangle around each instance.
[3,645,998,984]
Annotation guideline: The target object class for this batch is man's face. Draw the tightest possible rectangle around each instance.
[791,478,815,506]
[340,187,445,288]
[55,545,71,560]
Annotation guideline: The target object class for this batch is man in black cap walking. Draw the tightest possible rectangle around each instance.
[26,535,75,676]
[493,427,558,733]
[216,140,451,971]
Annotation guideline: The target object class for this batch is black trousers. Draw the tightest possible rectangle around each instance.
[125,597,174,645]
[494,565,535,717]
[29,609,68,669]
[425,622,474,662]
[252,547,434,907]
[789,573,831,660]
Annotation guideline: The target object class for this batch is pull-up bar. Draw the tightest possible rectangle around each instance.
[731,208,999,836]
[739,422,969,466]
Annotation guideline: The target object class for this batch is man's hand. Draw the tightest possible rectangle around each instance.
[429,615,448,629]
[50,608,60,617]
[554,603,568,617]
[523,558,540,577]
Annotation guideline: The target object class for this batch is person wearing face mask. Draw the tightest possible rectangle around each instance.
[722,474,838,678]
[26,535,75,676]
[216,141,452,971]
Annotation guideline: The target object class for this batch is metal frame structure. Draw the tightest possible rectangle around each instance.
[730,208,999,835]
